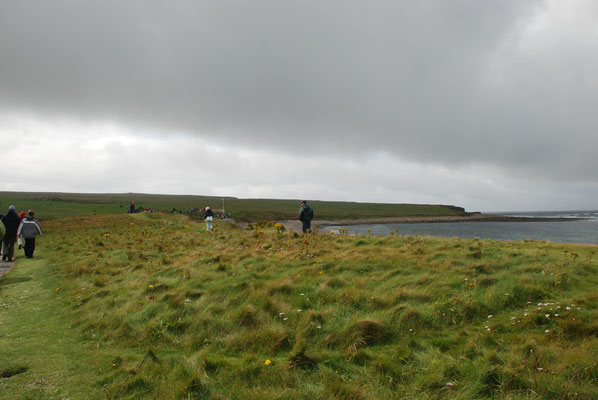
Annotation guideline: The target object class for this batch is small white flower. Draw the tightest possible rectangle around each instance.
[545,329,550,333]
[566,307,571,311]
[487,315,493,319]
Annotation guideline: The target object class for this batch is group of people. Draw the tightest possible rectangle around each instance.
[129,199,314,234]
[200,201,314,233]
[1,206,43,261]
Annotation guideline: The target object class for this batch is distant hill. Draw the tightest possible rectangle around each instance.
[0,191,471,221]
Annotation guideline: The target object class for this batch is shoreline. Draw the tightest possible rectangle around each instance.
[277,214,588,233]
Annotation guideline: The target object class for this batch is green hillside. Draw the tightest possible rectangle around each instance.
[0,213,596,399]
[0,191,469,221]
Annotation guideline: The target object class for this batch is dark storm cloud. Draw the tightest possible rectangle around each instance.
[1,0,597,182]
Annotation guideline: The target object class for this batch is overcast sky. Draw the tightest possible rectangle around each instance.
[1,0,597,211]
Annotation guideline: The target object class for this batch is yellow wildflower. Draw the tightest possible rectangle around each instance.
[149,285,154,289]
[264,359,271,365]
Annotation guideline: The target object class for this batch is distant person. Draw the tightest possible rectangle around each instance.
[298,201,314,233]
[129,201,135,213]
[17,210,43,259]
[2,206,21,261]
[204,206,214,231]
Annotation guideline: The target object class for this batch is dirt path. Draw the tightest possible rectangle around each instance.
[0,260,14,278]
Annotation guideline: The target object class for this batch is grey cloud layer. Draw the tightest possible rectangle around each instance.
[1,1,597,182]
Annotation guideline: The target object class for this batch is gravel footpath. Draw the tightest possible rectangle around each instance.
[0,260,15,278]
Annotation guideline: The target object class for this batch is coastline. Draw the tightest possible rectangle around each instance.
[277,214,587,233]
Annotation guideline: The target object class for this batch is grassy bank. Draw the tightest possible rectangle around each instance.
[1,213,597,399]
[0,191,469,221]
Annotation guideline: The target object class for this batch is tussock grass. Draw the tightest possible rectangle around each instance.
[1,212,597,399]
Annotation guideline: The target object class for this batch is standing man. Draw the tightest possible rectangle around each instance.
[17,210,43,259]
[2,206,21,261]
[298,201,314,234]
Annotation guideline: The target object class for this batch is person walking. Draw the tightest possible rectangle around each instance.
[17,210,43,259]
[298,201,314,233]
[2,206,21,261]
[204,206,214,231]
[18,211,26,249]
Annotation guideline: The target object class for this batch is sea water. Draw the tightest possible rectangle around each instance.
[323,211,598,244]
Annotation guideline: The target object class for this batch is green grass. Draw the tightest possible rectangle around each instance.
[0,191,469,221]
[0,248,112,399]
[1,213,597,399]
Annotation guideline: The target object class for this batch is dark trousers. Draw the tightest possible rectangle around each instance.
[2,236,16,260]
[301,220,312,233]
[24,238,36,258]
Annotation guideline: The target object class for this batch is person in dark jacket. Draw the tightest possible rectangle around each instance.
[204,207,214,231]
[298,201,314,233]
[17,210,43,259]
[2,206,21,261]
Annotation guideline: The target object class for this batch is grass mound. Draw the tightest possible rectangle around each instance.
[1,212,597,399]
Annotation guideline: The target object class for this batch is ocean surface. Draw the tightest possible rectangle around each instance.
[323,211,598,244]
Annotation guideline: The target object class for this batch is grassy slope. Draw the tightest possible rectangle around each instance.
[0,249,111,399]
[0,191,468,221]
[2,213,597,399]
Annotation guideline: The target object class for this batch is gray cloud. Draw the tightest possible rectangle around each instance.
[1,1,597,209]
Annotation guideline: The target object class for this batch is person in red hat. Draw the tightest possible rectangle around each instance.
[18,211,26,249]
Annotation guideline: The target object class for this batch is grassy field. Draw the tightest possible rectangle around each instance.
[1,212,597,399]
[0,191,469,221]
